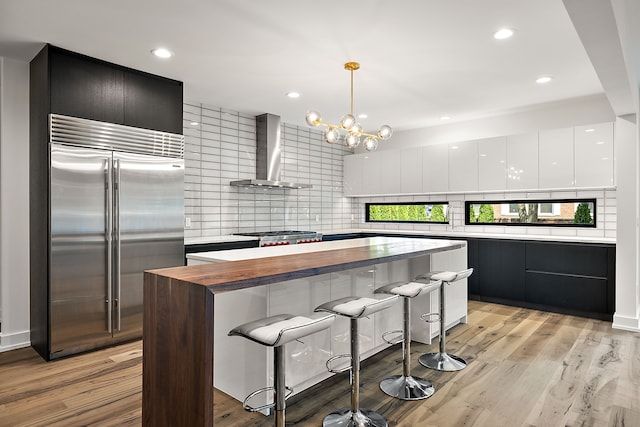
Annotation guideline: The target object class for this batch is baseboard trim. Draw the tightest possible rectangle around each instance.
[612,312,640,332]
[0,330,31,352]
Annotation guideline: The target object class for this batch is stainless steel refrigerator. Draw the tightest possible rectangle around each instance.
[48,114,184,358]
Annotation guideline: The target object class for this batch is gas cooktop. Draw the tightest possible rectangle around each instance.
[234,230,322,246]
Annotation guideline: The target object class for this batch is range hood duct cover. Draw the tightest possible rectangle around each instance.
[230,113,311,189]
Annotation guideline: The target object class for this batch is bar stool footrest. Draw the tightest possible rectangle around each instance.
[381,329,404,345]
[326,353,352,374]
[421,312,441,323]
[242,385,293,412]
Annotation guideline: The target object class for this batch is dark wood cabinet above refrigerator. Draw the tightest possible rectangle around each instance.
[42,45,183,134]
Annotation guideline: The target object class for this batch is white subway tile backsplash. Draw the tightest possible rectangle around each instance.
[576,229,605,237]
[550,228,578,236]
[184,102,354,237]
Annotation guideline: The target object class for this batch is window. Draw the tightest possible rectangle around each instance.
[366,202,449,223]
[467,199,596,227]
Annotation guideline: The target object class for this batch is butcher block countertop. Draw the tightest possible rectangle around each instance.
[154,237,465,293]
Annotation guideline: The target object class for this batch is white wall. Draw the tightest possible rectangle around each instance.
[0,57,30,351]
[613,115,639,331]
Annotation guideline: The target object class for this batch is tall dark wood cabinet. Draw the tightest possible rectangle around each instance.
[30,44,183,360]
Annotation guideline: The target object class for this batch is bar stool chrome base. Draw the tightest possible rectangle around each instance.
[419,351,467,372]
[379,374,435,400]
[322,408,387,427]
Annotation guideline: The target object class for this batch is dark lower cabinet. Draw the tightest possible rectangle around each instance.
[468,237,615,320]
[477,240,525,301]
[525,272,608,313]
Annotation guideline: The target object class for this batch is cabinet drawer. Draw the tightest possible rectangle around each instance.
[525,271,608,313]
[525,242,608,277]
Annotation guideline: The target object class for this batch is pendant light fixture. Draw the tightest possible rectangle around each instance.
[305,62,392,151]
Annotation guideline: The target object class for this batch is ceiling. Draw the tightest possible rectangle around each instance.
[0,0,611,132]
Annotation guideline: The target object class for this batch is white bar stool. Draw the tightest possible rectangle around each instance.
[374,279,442,400]
[415,268,474,372]
[315,294,399,427]
[228,312,336,427]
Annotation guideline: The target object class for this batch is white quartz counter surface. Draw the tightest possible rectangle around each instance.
[185,228,615,246]
[186,236,464,263]
[360,228,616,245]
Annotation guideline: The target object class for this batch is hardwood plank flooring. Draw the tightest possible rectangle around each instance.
[1,301,639,426]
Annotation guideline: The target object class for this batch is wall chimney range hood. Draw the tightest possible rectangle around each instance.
[230,113,312,189]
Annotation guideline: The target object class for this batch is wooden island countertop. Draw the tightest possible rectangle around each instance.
[142,237,465,426]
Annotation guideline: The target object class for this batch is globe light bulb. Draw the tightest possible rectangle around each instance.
[378,125,393,140]
[345,133,361,148]
[305,111,322,126]
[351,123,363,135]
[324,127,340,144]
[339,114,356,130]
[363,137,378,151]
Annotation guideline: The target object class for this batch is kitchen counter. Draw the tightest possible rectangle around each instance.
[186,236,448,262]
[184,228,615,247]
[143,237,465,426]
[184,234,259,245]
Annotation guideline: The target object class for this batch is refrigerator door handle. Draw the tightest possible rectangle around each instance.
[105,157,113,334]
[114,158,122,332]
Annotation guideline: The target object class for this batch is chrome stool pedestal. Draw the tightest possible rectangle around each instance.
[228,312,335,427]
[416,269,474,372]
[315,295,399,427]
[374,280,442,400]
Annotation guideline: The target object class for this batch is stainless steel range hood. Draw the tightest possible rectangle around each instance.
[230,113,312,189]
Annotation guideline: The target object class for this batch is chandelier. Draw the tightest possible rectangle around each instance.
[305,62,392,151]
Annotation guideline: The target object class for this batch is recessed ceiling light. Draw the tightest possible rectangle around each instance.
[151,48,174,58]
[596,141,605,145]
[479,153,487,157]
[358,113,368,119]
[536,76,552,84]
[286,92,300,99]
[190,121,199,126]
[451,145,459,150]
[494,28,514,40]
[440,116,451,121]
[584,128,595,132]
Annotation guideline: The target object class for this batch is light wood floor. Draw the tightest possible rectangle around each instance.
[1,301,639,426]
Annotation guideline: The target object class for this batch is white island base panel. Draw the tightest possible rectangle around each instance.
[186,237,468,411]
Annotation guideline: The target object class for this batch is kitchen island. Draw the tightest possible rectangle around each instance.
[143,237,467,427]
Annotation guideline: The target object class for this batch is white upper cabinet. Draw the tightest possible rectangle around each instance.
[539,127,574,189]
[343,121,613,197]
[448,140,478,191]
[506,132,538,190]
[360,151,382,195]
[574,122,614,187]
[478,136,507,191]
[379,149,401,194]
[423,144,448,192]
[400,147,423,194]
[343,154,362,196]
